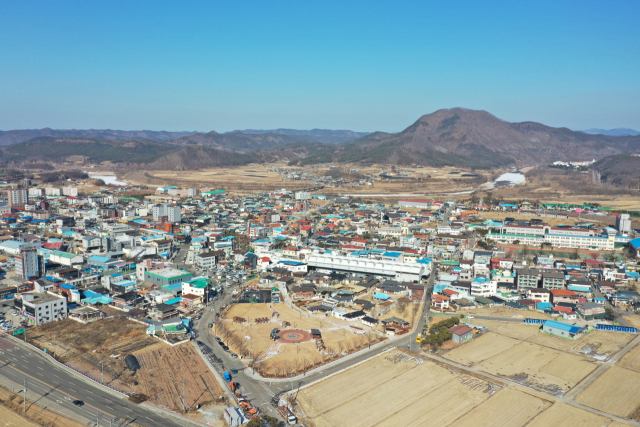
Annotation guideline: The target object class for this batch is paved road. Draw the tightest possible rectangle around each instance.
[192,263,437,421]
[0,336,193,427]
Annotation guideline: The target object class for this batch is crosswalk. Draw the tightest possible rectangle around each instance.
[0,336,17,351]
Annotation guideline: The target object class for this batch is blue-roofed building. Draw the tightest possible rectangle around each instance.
[537,302,553,311]
[373,293,391,301]
[88,255,119,269]
[630,238,640,258]
[542,320,586,339]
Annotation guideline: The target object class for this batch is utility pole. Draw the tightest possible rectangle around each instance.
[96,411,99,427]
[23,378,26,413]
[183,378,186,413]
[101,358,104,384]
[53,331,56,360]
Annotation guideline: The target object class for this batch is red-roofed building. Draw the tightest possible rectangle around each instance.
[431,294,450,310]
[550,289,579,304]
[449,325,473,343]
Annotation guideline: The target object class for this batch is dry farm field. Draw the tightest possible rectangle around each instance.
[575,366,640,419]
[464,307,552,320]
[294,350,581,427]
[442,320,637,395]
[526,403,621,427]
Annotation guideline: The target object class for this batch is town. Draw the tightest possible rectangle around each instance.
[0,171,639,426]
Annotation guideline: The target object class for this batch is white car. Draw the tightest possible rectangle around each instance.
[466,315,474,319]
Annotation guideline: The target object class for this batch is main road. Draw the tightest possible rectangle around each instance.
[0,335,198,427]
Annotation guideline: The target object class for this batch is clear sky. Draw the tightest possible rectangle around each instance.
[1,1,639,132]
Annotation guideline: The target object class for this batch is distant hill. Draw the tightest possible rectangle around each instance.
[582,128,640,136]
[168,131,316,152]
[591,154,640,189]
[145,145,262,170]
[2,137,176,163]
[286,108,640,168]
[0,128,197,146]
[230,128,370,144]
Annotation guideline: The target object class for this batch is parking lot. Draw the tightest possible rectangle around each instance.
[0,300,26,333]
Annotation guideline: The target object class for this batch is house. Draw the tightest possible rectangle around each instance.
[550,289,579,304]
[527,288,552,303]
[408,284,425,301]
[151,302,180,321]
[381,316,409,329]
[290,285,315,300]
[361,316,378,327]
[431,294,450,310]
[449,324,473,343]
[542,320,586,339]
[180,293,203,310]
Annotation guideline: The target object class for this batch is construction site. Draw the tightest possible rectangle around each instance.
[216,303,386,377]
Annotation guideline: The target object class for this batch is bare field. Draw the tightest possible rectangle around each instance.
[476,342,596,393]
[445,332,521,365]
[575,366,640,418]
[526,402,619,427]
[134,344,224,413]
[296,351,498,427]
[622,315,640,329]
[469,320,540,340]
[0,404,38,427]
[449,388,551,427]
[618,342,640,372]
[526,330,634,360]
[465,307,552,320]
[478,211,585,227]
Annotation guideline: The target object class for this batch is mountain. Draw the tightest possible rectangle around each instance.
[2,137,177,163]
[591,154,640,189]
[168,131,316,152]
[286,108,640,168]
[0,128,197,146]
[145,145,263,170]
[582,128,640,136]
[230,128,371,144]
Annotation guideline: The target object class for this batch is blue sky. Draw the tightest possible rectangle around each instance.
[1,1,639,132]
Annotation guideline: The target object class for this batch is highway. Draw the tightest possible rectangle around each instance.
[0,336,194,427]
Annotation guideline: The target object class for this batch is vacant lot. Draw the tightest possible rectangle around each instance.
[218,303,384,377]
[618,342,640,373]
[29,318,159,362]
[469,320,540,340]
[134,344,224,413]
[0,404,38,427]
[576,366,640,419]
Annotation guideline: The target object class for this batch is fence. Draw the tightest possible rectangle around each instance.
[595,324,638,333]
[524,318,546,324]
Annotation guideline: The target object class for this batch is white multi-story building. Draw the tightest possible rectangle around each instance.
[7,188,28,207]
[28,188,44,197]
[45,187,61,196]
[15,292,68,325]
[15,246,38,279]
[308,253,430,282]
[617,214,631,235]
[470,277,497,297]
[152,204,181,223]
[62,186,79,196]
[489,232,615,250]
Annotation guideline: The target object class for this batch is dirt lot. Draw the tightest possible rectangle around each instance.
[445,333,521,365]
[133,344,224,413]
[218,303,384,377]
[468,320,541,340]
[0,387,81,427]
[526,330,634,360]
[28,318,166,392]
[622,315,640,329]
[575,366,640,419]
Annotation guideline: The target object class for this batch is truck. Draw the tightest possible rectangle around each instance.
[277,405,298,425]
[223,372,231,382]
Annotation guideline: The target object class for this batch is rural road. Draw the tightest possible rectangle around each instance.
[0,335,198,427]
